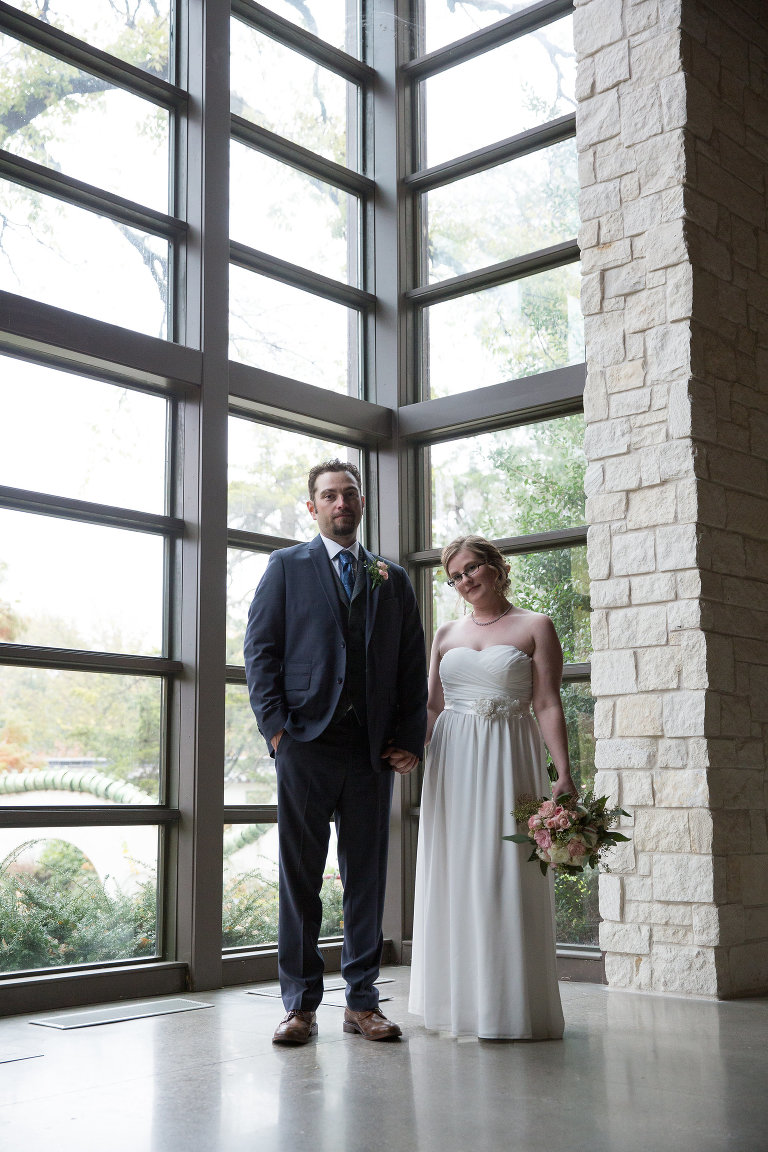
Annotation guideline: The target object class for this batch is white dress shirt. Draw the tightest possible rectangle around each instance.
[319,535,361,583]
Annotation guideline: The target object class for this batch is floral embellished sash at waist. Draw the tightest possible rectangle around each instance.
[444,696,530,720]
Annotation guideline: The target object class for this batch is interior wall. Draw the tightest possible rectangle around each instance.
[576,0,768,996]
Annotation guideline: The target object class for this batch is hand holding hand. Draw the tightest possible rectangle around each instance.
[382,745,419,775]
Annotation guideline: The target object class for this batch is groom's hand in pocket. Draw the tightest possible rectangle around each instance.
[271,729,284,752]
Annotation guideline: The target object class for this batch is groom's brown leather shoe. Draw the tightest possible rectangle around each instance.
[343,1007,402,1041]
[272,1009,317,1045]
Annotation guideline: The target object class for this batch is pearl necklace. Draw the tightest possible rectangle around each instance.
[471,603,512,627]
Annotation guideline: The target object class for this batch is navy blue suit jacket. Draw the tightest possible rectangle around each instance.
[244,534,428,770]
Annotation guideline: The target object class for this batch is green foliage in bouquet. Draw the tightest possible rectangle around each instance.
[505,767,630,877]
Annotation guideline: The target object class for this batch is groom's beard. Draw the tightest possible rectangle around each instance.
[331,513,357,537]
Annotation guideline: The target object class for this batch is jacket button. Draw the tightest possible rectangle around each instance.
[341,641,346,648]
[337,677,343,684]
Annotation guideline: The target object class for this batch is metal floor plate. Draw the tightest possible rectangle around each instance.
[31,998,213,1030]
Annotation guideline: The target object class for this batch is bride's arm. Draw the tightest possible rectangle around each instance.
[530,616,579,801]
[425,629,446,743]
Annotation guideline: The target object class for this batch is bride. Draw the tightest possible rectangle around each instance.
[408,534,578,1040]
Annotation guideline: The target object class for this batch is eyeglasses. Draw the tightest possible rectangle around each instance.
[446,561,485,588]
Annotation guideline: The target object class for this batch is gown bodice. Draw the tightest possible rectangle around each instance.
[439,645,533,717]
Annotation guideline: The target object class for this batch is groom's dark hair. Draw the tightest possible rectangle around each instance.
[308,458,363,501]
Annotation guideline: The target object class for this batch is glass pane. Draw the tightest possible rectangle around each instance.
[0,666,163,804]
[432,544,591,664]
[0,358,167,512]
[507,546,591,668]
[1,0,173,79]
[429,414,586,544]
[256,1,360,55]
[425,262,583,398]
[227,549,270,666]
[424,139,578,283]
[422,1,510,53]
[0,180,169,338]
[0,826,160,973]
[231,20,356,168]
[555,682,598,945]
[223,823,342,949]
[0,509,164,654]
[561,681,595,797]
[555,862,598,947]
[422,15,575,166]
[0,34,170,211]
[230,143,356,285]
[229,266,356,394]
[225,683,275,807]
[228,417,360,539]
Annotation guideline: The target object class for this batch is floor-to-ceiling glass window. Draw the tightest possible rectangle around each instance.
[0,0,591,1010]
[0,0,182,975]
[400,0,595,948]
[222,3,379,969]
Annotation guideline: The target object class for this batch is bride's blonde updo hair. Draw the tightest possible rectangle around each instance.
[441,535,511,597]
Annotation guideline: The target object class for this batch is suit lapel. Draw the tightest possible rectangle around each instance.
[350,552,366,601]
[309,535,345,635]
[359,545,380,647]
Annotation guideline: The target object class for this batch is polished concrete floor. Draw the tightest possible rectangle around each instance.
[2,967,768,1152]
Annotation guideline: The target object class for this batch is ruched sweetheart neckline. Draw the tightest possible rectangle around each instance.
[441,643,532,661]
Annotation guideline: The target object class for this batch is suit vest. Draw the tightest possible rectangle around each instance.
[331,560,367,725]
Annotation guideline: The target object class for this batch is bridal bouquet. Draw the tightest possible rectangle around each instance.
[505,784,630,876]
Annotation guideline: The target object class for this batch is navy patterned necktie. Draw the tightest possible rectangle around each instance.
[338,549,355,600]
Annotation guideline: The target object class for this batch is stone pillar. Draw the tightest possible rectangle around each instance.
[576,0,768,996]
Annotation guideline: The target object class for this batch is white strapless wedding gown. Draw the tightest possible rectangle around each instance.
[408,645,564,1039]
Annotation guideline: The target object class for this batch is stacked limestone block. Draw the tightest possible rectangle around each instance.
[575,0,768,996]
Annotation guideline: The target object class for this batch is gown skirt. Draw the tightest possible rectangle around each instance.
[408,645,564,1039]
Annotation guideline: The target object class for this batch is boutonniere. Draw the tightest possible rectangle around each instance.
[367,558,389,588]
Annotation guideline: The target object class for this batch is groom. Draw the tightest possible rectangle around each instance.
[244,459,428,1044]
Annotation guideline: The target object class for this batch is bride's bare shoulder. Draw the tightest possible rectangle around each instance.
[433,619,464,653]
[524,612,563,657]
[511,606,552,624]
[508,607,558,650]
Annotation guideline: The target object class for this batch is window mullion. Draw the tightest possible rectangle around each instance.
[168,0,230,990]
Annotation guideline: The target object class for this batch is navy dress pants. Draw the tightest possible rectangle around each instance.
[274,725,394,1012]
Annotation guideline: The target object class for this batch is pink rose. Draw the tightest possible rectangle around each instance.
[540,800,557,818]
[534,829,552,850]
[528,814,543,830]
[555,813,571,830]
[545,818,558,829]
[568,837,589,861]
